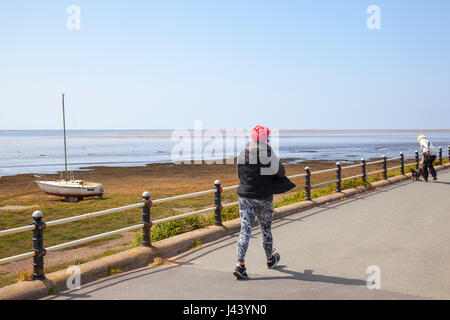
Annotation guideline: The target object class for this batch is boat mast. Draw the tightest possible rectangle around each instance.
[62,93,68,180]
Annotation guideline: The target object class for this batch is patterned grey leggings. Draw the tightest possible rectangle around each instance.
[237,196,274,263]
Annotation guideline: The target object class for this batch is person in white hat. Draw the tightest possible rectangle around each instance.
[417,135,438,182]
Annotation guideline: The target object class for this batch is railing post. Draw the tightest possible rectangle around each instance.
[400,152,405,175]
[382,155,387,180]
[214,180,223,226]
[415,150,419,170]
[305,167,311,200]
[361,158,366,183]
[32,211,46,280]
[141,191,152,247]
[448,145,450,163]
[336,162,341,193]
[438,147,442,165]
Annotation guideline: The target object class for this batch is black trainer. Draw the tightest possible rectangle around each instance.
[267,252,280,269]
[433,176,438,181]
[233,264,249,280]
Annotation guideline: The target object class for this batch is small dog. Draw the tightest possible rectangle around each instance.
[410,168,423,181]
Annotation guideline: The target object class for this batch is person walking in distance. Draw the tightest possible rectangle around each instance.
[417,134,438,182]
[233,125,296,280]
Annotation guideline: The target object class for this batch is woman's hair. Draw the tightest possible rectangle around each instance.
[250,125,270,143]
[417,134,427,142]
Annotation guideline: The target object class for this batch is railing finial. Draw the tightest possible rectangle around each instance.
[142,191,150,200]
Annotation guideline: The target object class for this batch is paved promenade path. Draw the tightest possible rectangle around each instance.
[48,169,450,300]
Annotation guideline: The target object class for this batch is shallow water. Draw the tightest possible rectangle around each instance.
[0,129,449,177]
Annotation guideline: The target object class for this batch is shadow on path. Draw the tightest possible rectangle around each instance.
[432,181,450,185]
[49,262,367,300]
[248,265,366,286]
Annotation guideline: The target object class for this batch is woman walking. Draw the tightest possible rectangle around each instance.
[233,125,295,280]
[417,134,438,182]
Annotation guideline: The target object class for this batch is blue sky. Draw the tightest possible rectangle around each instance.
[1,1,449,130]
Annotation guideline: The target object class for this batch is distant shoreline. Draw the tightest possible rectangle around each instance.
[1,128,449,141]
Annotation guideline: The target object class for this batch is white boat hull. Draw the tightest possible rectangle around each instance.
[35,180,105,199]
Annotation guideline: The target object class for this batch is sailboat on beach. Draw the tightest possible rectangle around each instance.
[35,94,105,203]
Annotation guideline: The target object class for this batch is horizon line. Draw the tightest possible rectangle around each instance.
[1,128,450,132]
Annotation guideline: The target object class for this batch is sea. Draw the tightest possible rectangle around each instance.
[0,129,449,177]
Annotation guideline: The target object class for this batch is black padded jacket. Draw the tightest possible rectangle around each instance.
[236,141,296,199]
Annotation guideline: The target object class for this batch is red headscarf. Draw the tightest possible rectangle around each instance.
[250,125,270,143]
